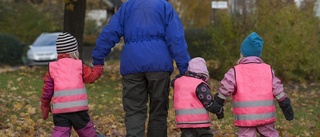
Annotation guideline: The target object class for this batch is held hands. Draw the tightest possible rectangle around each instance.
[93,65,104,76]
[278,97,294,121]
[205,93,225,119]
[213,93,225,119]
[41,99,51,120]
[216,108,224,119]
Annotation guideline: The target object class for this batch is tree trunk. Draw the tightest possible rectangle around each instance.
[63,0,86,59]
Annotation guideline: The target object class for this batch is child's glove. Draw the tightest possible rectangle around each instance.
[41,98,51,120]
[205,93,225,118]
[213,93,225,119]
[92,65,104,77]
[216,108,224,119]
[210,93,225,113]
[278,97,294,121]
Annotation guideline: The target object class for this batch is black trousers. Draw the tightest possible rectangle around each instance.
[180,127,213,137]
[122,72,170,137]
[53,110,90,130]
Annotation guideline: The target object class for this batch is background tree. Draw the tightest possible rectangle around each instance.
[63,0,87,59]
[0,1,61,44]
[171,0,212,28]
[201,0,320,82]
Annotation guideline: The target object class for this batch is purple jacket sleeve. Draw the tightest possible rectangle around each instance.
[41,71,54,100]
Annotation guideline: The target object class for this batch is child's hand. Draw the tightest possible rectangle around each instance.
[41,105,51,120]
[278,97,294,121]
[93,65,104,77]
[216,109,224,119]
[208,93,225,114]
[41,99,51,120]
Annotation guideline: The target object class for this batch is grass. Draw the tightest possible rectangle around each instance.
[0,61,319,137]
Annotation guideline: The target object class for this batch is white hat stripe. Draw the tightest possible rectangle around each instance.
[56,40,77,46]
[57,46,77,50]
[56,37,75,42]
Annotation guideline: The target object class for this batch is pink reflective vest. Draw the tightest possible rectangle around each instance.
[233,63,276,127]
[49,58,89,114]
[173,76,211,128]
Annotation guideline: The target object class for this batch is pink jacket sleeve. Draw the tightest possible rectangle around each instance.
[272,70,287,101]
[218,68,236,98]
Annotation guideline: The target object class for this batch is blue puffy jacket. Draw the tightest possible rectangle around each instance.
[92,0,190,76]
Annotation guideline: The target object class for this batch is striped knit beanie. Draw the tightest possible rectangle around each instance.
[56,32,78,54]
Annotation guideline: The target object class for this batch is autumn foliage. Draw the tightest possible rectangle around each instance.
[0,62,319,137]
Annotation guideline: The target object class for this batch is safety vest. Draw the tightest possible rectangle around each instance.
[49,58,88,114]
[173,76,211,128]
[233,63,276,127]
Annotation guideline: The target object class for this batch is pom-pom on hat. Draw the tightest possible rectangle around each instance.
[240,32,264,57]
[56,32,78,54]
[187,57,209,76]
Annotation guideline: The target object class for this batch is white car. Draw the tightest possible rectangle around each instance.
[26,32,62,66]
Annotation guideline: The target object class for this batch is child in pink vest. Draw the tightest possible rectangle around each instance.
[171,57,223,137]
[40,32,104,137]
[212,32,294,137]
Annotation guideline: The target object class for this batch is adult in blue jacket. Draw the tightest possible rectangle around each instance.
[92,0,190,136]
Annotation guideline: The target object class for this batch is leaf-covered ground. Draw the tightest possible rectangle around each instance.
[0,62,319,137]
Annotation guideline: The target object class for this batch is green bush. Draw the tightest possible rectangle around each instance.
[0,1,61,44]
[203,13,242,80]
[185,28,212,58]
[0,33,25,66]
[202,0,320,82]
[255,1,320,82]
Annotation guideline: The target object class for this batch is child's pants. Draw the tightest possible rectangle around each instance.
[52,110,97,137]
[180,127,213,137]
[238,123,278,137]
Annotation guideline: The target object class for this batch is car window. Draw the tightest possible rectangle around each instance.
[32,34,59,46]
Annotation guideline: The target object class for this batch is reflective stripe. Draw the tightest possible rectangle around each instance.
[234,112,276,120]
[175,108,208,116]
[275,92,286,100]
[54,88,86,97]
[53,100,88,109]
[233,100,274,108]
[177,120,211,124]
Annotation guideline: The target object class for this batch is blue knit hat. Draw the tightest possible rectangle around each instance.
[240,32,263,57]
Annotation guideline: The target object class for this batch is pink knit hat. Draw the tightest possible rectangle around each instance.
[187,57,209,76]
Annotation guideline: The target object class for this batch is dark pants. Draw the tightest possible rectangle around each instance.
[53,110,91,130]
[52,110,97,137]
[122,72,170,137]
[180,127,213,137]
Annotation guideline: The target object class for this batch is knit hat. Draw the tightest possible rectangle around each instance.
[240,32,264,57]
[187,57,209,76]
[56,32,78,54]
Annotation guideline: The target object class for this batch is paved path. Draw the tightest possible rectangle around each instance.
[0,66,22,73]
